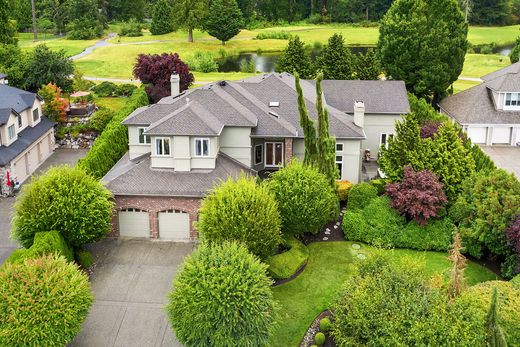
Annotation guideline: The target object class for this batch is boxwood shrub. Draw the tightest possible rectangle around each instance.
[267,237,309,280]
[343,197,453,251]
[347,183,378,210]
[4,231,74,266]
[166,242,278,347]
[0,255,93,346]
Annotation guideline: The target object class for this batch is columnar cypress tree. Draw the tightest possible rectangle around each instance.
[315,72,338,186]
[486,288,508,347]
[315,33,355,80]
[295,72,318,166]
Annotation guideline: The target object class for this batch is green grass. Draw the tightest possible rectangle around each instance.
[271,241,499,347]
[461,53,511,78]
[17,32,100,57]
[453,79,481,94]
[95,97,129,111]
[468,25,520,46]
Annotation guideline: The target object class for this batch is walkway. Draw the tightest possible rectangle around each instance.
[481,146,520,178]
[70,33,117,60]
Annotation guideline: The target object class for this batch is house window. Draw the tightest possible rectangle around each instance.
[155,138,170,156]
[32,108,39,122]
[17,115,22,128]
[194,138,210,157]
[138,128,150,144]
[8,125,15,140]
[265,142,283,167]
[505,93,520,110]
[336,143,344,152]
[380,133,394,148]
[336,155,343,179]
[254,144,263,165]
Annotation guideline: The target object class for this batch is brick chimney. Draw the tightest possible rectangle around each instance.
[354,101,365,128]
[170,73,180,97]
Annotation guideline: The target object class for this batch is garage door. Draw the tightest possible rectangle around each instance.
[13,155,28,183]
[467,127,487,144]
[158,210,190,241]
[492,127,511,144]
[118,208,150,238]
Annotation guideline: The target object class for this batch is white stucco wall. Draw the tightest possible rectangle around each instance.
[220,127,252,167]
[189,136,219,169]
[362,114,403,158]
[336,139,361,183]
[128,126,151,160]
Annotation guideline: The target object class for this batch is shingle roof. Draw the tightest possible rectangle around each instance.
[0,85,41,125]
[439,83,520,125]
[485,73,520,92]
[103,151,255,197]
[312,80,410,114]
[0,117,55,166]
[123,73,367,139]
[481,62,520,81]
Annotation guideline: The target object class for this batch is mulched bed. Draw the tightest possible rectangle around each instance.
[300,310,336,347]
[301,202,347,245]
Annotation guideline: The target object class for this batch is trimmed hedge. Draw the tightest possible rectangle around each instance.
[0,255,93,346]
[343,197,453,251]
[267,237,309,280]
[4,231,73,265]
[77,88,149,178]
[347,183,378,210]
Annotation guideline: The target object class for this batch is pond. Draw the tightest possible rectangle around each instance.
[218,46,374,73]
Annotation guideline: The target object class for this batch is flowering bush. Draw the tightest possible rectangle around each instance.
[386,166,447,225]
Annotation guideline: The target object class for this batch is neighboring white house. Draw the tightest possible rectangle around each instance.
[439,62,520,146]
[103,72,410,240]
[0,80,55,194]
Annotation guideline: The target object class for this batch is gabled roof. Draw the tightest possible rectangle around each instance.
[485,73,520,92]
[0,85,41,124]
[481,62,520,82]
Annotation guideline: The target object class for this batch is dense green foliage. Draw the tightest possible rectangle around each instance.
[150,0,175,35]
[197,176,282,259]
[510,36,520,64]
[119,18,144,37]
[378,0,468,100]
[485,288,508,347]
[204,0,244,44]
[4,231,74,265]
[75,249,94,268]
[92,81,119,96]
[347,183,378,210]
[332,253,484,346]
[277,36,314,78]
[315,34,354,80]
[12,166,114,248]
[267,237,309,279]
[354,48,382,79]
[77,88,149,178]
[167,242,278,347]
[0,255,93,346]
[172,0,208,42]
[471,0,513,25]
[89,109,114,132]
[450,169,520,278]
[268,161,338,236]
[343,196,453,251]
[0,0,16,45]
[67,0,105,40]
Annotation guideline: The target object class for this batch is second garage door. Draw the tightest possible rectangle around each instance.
[492,127,511,144]
[118,208,150,238]
[158,210,190,241]
[467,127,487,144]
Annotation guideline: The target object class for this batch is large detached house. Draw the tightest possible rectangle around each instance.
[104,73,409,241]
[440,62,520,146]
[0,79,55,194]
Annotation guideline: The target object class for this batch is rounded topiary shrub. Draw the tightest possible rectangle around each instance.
[197,176,282,259]
[319,317,332,332]
[347,182,378,210]
[12,165,114,248]
[268,160,339,236]
[315,332,326,345]
[0,255,93,346]
[166,242,278,347]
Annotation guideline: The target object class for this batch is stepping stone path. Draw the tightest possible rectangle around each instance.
[351,243,361,250]
[357,253,367,260]
[323,237,329,241]
[334,225,338,229]
[326,228,330,232]
[324,230,331,235]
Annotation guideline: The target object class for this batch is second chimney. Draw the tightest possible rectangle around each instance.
[170,73,180,97]
[354,101,365,128]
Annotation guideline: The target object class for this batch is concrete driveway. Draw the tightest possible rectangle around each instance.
[481,146,520,178]
[0,148,88,264]
[72,239,194,347]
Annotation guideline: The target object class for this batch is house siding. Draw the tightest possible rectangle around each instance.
[362,114,403,158]
[220,127,251,167]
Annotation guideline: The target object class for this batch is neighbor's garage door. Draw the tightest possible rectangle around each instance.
[158,210,190,241]
[118,208,150,238]
[492,127,511,144]
[467,127,487,144]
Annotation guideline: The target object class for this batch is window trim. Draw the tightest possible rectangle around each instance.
[504,92,520,110]
[8,125,15,141]
[138,127,151,145]
[336,143,344,152]
[155,137,171,156]
[265,141,284,168]
[380,133,394,149]
[254,144,263,165]
[336,155,343,179]
[194,138,210,157]
[32,108,39,122]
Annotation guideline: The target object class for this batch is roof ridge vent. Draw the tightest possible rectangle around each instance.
[268,111,280,118]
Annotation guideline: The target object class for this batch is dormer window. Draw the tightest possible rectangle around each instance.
[8,125,15,140]
[17,115,22,128]
[138,127,151,144]
[504,93,520,110]
[194,138,210,157]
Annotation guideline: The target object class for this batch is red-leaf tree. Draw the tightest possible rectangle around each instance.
[133,53,194,103]
[506,216,520,273]
[386,166,447,225]
[420,121,442,139]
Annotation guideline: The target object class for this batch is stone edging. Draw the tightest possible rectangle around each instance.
[300,310,332,347]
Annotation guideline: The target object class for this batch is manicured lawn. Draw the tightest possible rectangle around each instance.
[95,97,129,111]
[17,32,100,57]
[468,25,520,46]
[453,79,481,94]
[461,53,511,78]
[271,241,499,347]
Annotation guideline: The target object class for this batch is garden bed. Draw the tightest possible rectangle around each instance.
[302,203,347,244]
[268,237,309,284]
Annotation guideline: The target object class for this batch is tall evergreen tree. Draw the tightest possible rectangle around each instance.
[510,36,520,64]
[486,288,508,347]
[295,73,318,166]
[471,0,512,25]
[204,0,243,45]
[354,48,381,80]
[0,0,17,45]
[315,33,355,80]
[276,36,315,79]
[150,0,174,35]
[172,0,208,42]
[378,0,468,101]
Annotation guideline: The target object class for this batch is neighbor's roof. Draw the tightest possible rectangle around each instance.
[481,62,520,82]
[0,117,55,166]
[0,85,42,125]
[439,83,520,125]
[308,80,410,115]
[123,73,367,139]
[103,152,255,197]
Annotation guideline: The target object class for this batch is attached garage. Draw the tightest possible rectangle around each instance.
[13,154,28,183]
[118,208,150,238]
[492,127,512,144]
[467,127,487,144]
[158,210,190,241]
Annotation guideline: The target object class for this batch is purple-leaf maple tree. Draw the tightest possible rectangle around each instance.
[133,53,194,103]
[420,121,442,139]
[386,166,447,225]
